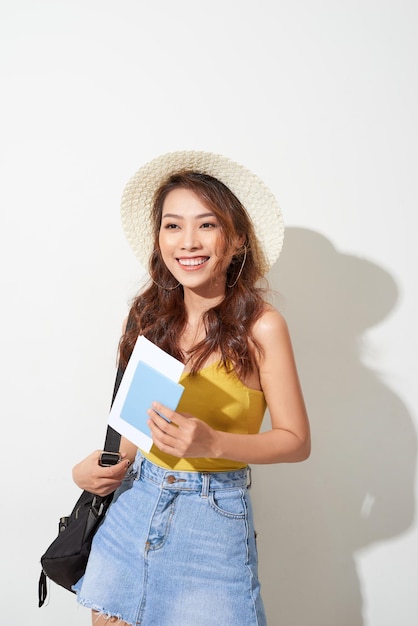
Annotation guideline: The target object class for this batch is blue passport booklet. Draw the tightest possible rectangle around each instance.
[108,335,185,452]
[120,361,184,432]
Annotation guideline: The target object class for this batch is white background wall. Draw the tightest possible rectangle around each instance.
[1,1,417,625]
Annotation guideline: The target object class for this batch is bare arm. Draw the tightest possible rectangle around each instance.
[72,449,131,496]
[72,436,137,496]
[72,316,139,495]
[148,308,310,464]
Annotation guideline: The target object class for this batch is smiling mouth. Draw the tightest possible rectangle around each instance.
[177,257,209,267]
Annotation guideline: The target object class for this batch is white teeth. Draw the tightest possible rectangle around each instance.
[178,257,208,267]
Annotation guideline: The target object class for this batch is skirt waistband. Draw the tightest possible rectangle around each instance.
[135,452,251,494]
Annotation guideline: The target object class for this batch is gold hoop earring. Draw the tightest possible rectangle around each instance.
[227,245,247,288]
[151,276,181,290]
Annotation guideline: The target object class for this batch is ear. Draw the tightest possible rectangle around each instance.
[234,234,246,251]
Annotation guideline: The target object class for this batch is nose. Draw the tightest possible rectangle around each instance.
[180,225,202,251]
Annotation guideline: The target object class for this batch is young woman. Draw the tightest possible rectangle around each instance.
[72,151,310,626]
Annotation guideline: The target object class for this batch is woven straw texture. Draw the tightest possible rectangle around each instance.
[121,151,284,272]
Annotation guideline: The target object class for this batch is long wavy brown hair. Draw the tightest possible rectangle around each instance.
[119,171,269,377]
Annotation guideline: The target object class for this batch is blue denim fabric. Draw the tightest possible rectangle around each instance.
[73,452,266,625]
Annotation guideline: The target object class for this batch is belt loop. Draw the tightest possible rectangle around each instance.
[201,472,210,498]
[135,454,144,481]
[247,466,252,489]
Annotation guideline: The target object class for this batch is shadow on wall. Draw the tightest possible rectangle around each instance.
[252,227,417,626]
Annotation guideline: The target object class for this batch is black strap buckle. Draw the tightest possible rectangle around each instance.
[99,451,121,467]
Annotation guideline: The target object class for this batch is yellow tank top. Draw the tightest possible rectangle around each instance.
[143,362,266,472]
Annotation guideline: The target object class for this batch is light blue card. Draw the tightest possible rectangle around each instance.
[120,360,184,434]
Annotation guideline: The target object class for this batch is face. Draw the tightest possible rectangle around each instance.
[159,187,236,294]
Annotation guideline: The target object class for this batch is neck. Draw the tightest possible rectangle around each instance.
[182,285,225,321]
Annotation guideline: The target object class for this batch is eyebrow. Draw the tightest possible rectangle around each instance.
[161,212,216,220]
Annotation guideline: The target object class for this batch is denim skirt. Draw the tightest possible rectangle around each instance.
[73,451,266,626]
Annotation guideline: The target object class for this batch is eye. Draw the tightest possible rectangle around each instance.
[200,222,217,229]
[164,223,180,229]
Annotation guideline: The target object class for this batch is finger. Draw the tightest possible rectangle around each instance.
[147,408,177,433]
[148,416,181,453]
[148,423,181,456]
[111,459,131,477]
[151,403,192,428]
[153,408,172,423]
[96,460,130,482]
[91,449,104,462]
[150,402,175,423]
[148,412,177,441]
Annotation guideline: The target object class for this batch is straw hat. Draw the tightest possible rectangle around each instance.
[120,151,284,273]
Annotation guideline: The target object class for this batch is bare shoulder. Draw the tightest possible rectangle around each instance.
[252,305,290,346]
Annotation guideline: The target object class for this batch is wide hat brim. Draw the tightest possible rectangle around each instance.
[121,151,284,273]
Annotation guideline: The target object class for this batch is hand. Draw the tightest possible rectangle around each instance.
[147,402,219,458]
[72,450,131,496]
